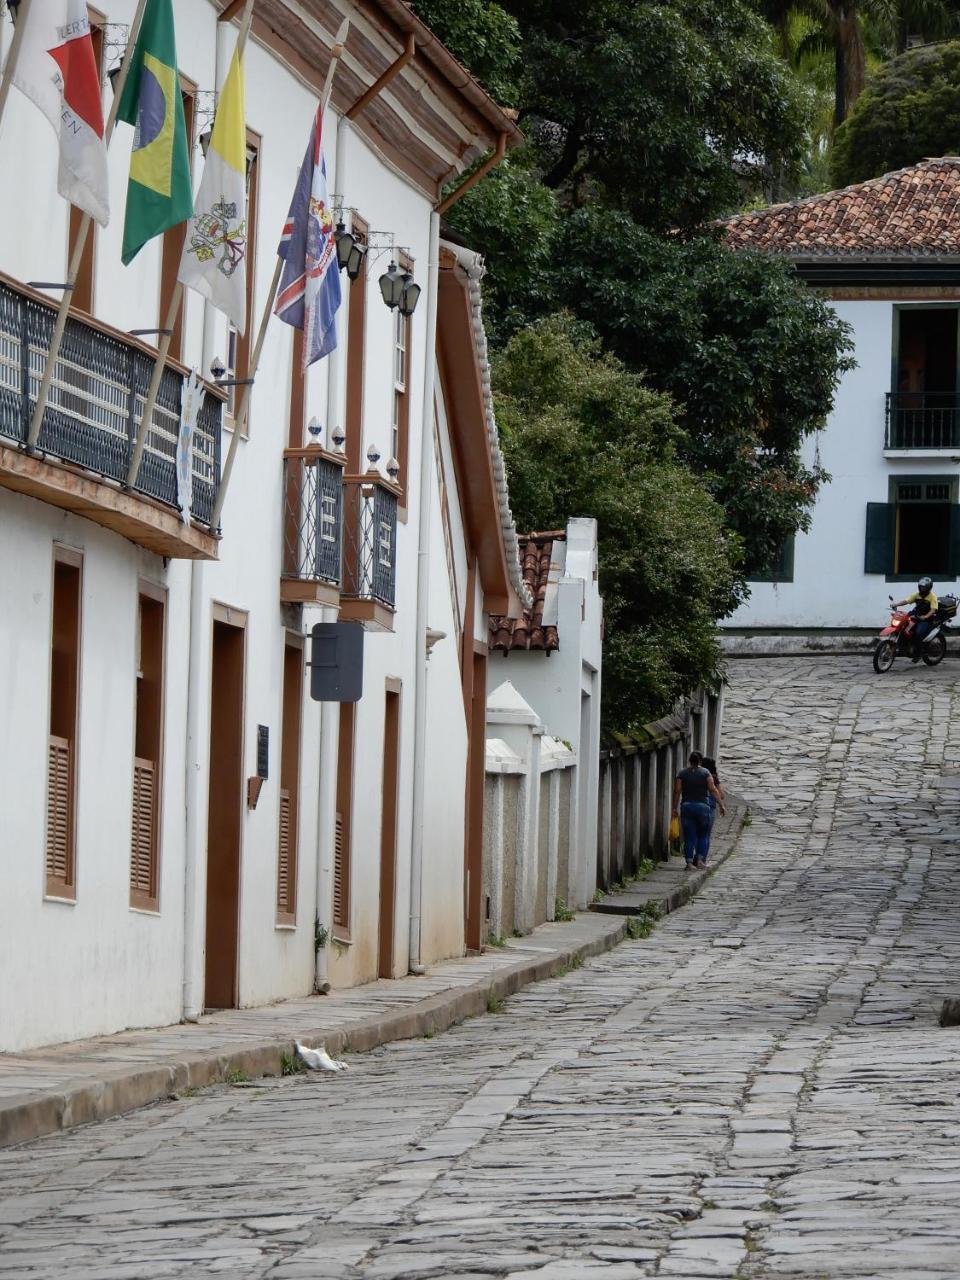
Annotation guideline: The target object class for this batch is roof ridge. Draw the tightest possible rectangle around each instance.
[721,157,960,227]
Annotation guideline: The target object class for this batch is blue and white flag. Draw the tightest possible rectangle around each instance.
[274,105,341,366]
[176,371,202,524]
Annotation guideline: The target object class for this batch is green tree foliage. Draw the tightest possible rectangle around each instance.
[500,0,809,228]
[445,152,560,345]
[408,0,521,103]
[550,213,855,573]
[420,0,854,721]
[494,318,741,726]
[756,2,959,131]
[830,39,960,185]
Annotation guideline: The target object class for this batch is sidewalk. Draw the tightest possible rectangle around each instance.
[0,803,747,1151]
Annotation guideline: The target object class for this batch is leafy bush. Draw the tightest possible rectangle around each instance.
[831,41,960,186]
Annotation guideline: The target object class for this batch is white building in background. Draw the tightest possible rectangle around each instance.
[722,159,960,633]
[487,519,603,920]
[0,0,527,1052]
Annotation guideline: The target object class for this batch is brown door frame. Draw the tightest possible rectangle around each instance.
[204,605,247,1009]
[464,643,487,951]
[378,679,402,977]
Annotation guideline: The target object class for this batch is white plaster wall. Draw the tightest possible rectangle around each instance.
[727,299,960,630]
[0,491,186,1051]
[419,439,469,966]
[485,519,603,908]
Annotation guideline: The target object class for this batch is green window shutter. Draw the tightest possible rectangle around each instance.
[949,505,960,577]
[864,503,895,574]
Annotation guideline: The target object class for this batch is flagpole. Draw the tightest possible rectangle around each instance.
[208,16,349,530]
[0,0,32,131]
[26,0,149,452]
[125,0,258,492]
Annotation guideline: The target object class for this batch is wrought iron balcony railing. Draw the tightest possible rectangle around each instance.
[0,274,222,526]
[342,473,399,616]
[885,392,960,450]
[281,447,345,604]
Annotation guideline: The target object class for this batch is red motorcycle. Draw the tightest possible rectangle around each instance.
[872,594,956,673]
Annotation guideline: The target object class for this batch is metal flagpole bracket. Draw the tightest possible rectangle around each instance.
[130,327,173,337]
[26,282,74,291]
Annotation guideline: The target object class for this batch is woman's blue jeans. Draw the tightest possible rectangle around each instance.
[681,801,712,864]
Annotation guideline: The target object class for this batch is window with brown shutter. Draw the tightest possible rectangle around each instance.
[130,585,165,910]
[276,637,303,924]
[333,702,355,934]
[46,548,82,898]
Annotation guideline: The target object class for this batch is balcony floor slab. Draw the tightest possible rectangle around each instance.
[0,441,219,560]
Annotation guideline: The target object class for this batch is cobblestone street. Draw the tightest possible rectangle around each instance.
[3,656,960,1280]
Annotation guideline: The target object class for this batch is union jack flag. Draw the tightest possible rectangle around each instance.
[274,106,341,366]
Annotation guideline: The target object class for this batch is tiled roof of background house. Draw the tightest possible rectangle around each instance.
[721,158,960,257]
[489,532,565,652]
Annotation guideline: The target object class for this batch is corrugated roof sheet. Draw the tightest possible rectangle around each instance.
[721,158,960,258]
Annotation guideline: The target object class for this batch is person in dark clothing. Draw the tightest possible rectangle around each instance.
[702,754,725,834]
[673,750,725,871]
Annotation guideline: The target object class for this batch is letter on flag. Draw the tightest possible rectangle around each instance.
[11,0,109,225]
[116,0,193,265]
[177,42,247,331]
[274,106,341,366]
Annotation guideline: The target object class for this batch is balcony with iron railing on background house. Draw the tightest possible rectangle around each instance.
[885,392,960,453]
[280,457,399,629]
[0,274,224,559]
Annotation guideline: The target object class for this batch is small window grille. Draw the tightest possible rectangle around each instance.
[379,520,392,568]
[927,483,950,501]
[321,494,337,542]
[898,484,923,502]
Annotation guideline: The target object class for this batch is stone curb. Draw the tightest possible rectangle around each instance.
[588,795,749,919]
[0,922,624,1151]
[0,802,749,1152]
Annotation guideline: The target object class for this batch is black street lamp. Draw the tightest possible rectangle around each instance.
[335,222,366,280]
[398,273,421,318]
[378,260,404,310]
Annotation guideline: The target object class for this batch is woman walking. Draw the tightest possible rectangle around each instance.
[673,750,725,871]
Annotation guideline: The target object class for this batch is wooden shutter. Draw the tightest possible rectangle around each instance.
[46,735,73,891]
[333,810,346,928]
[277,787,293,918]
[864,502,896,574]
[130,757,157,905]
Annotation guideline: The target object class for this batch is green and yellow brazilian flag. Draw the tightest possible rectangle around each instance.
[117,0,193,265]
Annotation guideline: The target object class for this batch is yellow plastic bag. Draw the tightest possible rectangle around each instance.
[669,816,681,841]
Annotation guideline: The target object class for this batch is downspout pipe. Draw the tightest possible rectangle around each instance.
[182,16,232,1024]
[408,210,440,975]
[314,103,352,996]
[346,33,415,120]
[436,132,507,217]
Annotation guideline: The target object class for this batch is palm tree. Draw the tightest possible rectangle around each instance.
[761,0,960,126]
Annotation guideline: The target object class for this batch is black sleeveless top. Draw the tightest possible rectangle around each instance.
[678,766,710,804]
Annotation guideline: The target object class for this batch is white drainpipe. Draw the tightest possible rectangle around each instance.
[181,22,232,1022]
[312,112,352,993]
[407,210,440,974]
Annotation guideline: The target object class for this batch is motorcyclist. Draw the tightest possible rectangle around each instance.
[892,576,939,661]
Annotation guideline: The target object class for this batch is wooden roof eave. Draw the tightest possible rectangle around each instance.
[436,264,522,619]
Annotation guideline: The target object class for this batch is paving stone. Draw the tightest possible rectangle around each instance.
[3,657,960,1277]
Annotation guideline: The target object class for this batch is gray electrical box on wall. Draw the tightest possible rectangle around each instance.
[309,622,364,703]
